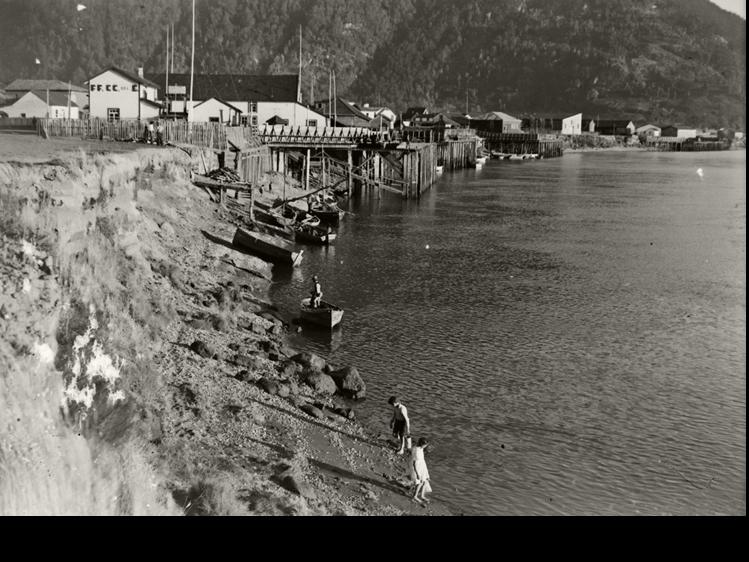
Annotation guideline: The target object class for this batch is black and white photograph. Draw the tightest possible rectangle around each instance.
[0,0,744,518]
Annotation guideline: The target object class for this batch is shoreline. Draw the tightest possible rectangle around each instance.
[0,135,449,515]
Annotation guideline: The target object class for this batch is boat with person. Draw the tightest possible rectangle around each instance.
[309,204,344,227]
[232,227,303,266]
[300,298,344,329]
[294,223,337,245]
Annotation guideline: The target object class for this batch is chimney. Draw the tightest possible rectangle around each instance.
[137,67,144,79]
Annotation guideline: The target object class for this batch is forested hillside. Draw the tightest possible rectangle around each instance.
[0,0,744,127]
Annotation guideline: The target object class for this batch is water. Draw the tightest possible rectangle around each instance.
[269,150,746,515]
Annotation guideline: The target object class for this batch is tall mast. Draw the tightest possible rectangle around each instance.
[165,24,169,117]
[297,25,302,103]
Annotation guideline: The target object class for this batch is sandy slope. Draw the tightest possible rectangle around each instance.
[0,134,447,516]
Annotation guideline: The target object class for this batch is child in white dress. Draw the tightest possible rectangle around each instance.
[410,437,432,503]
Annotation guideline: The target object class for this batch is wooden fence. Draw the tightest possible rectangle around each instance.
[36,118,240,150]
[0,117,38,131]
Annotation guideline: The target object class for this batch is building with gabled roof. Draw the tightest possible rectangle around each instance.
[471,110,523,133]
[5,78,88,110]
[87,66,161,120]
[313,97,371,127]
[595,119,635,136]
[1,89,79,119]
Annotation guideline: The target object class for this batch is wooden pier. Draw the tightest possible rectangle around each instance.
[645,138,732,152]
[477,132,564,158]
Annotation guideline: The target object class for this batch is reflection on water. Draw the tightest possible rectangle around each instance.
[270,151,746,515]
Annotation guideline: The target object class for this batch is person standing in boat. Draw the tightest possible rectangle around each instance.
[310,275,323,308]
[388,396,411,455]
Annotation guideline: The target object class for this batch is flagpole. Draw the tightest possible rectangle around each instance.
[165,24,169,118]
[188,0,195,129]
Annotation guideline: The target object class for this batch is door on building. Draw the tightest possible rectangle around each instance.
[107,108,120,122]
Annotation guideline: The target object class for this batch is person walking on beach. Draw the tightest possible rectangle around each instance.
[310,275,323,308]
[410,437,432,503]
[388,396,411,455]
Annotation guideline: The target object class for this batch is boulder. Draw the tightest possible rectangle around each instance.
[277,360,301,379]
[234,369,255,383]
[257,377,279,396]
[299,403,324,419]
[277,383,291,398]
[290,351,327,372]
[329,366,367,400]
[277,468,317,500]
[304,371,337,396]
[190,340,217,359]
[160,221,175,238]
[233,354,265,371]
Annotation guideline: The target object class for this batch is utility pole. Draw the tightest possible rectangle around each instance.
[297,25,302,103]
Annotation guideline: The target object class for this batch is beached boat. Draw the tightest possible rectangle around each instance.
[294,223,337,245]
[300,298,344,329]
[191,171,251,192]
[232,227,303,266]
[309,205,344,227]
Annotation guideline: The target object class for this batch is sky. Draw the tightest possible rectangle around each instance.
[710,0,746,19]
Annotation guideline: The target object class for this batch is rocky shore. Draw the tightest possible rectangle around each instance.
[0,136,448,516]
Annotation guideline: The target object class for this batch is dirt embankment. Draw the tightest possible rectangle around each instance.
[0,138,447,516]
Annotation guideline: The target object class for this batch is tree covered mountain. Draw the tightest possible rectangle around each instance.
[0,0,744,128]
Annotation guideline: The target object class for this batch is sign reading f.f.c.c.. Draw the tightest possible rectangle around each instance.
[90,84,139,92]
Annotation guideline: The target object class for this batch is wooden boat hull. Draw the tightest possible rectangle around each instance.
[232,227,303,266]
[300,298,344,328]
[191,172,251,192]
[310,207,343,227]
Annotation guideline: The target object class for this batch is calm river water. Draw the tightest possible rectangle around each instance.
[269,150,746,515]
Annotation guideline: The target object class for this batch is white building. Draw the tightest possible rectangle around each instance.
[1,90,79,119]
[561,113,582,135]
[355,103,397,129]
[146,73,324,128]
[4,79,88,112]
[87,66,161,121]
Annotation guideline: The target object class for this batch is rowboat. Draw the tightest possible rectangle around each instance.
[294,223,337,245]
[232,227,303,266]
[309,205,344,227]
[191,171,251,192]
[300,298,344,329]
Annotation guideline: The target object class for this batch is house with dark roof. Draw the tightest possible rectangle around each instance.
[354,103,397,129]
[145,72,324,127]
[471,111,523,133]
[522,113,583,135]
[400,107,429,126]
[411,112,461,129]
[87,66,161,120]
[595,119,635,136]
[660,125,697,139]
[313,97,371,128]
[1,90,79,119]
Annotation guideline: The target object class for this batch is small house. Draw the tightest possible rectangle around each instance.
[1,90,78,119]
[595,120,635,136]
[660,125,697,139]
[636,124,661,138]
[471,111,523,133]
[87,66,161,121]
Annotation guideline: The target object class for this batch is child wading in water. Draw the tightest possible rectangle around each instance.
[410,437,432,504]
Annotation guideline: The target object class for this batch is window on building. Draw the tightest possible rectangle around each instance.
[251,115,258,127]
[306,119,318,127]
[209,117,220,123]
[21,113,26,118]
[241,115,249,126]
[249,102,257,113]
[107,108,120,122]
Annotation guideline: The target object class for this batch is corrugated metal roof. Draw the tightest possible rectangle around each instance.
[147,73,298,102]
[6,79,87,92]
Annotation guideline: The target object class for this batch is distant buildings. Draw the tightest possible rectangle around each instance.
[636,124,661,138]
[595,120,635,136]
[355,103,396,130]
[471,111,523,133]
[0,79,87,118]
[312,97,370,128]
[660,125,697,138]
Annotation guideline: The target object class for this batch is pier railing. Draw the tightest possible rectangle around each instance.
[259,124,389,145]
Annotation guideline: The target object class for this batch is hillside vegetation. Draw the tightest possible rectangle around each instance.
[0,0,744,127]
